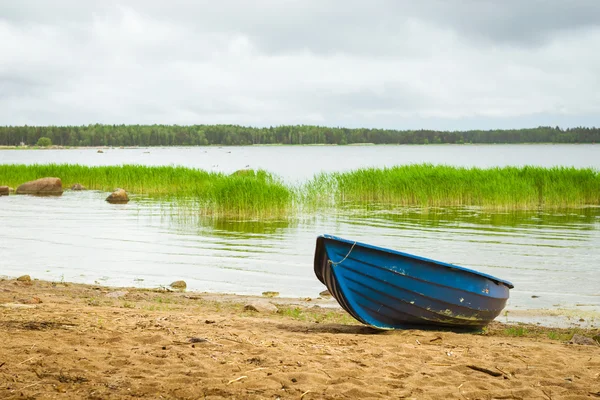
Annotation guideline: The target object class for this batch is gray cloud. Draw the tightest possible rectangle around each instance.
[404,1,600,46]
[0,0,599,128]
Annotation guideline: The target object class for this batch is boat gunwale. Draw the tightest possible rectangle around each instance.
[318,234,515,289]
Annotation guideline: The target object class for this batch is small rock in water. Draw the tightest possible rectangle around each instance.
[244,302,278,313]
[262,291,279,298]
[170,280,187,290]
[97,149,104,153]
[531,295,540,298]
[0,186,9,196]
[106,188,129,204]
[71,183,86,191]
[16,275,31,282]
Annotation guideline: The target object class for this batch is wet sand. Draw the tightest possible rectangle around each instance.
[1,278,599,399]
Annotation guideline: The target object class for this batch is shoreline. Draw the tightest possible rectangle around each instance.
[2,275,599,330]
[2,275,598,330]
[1,277,598,399]
[0,142,598,151]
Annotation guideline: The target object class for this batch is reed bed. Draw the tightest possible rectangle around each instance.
[309,164,600,209]
[0,164,291,218]
[1,164,598,217]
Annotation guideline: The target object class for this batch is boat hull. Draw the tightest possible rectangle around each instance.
[314,235,513,330]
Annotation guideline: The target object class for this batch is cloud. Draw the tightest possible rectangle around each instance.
[415,0,600,47]
[0,0,599,128]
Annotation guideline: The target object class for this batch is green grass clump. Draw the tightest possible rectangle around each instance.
[304,164,600,209]
[485,322,600,343]
[276,305,359,325]
[502,326,529,337]
[205,170,290,217]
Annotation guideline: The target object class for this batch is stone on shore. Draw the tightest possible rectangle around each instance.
[244,302,278,313]
[16,177,63,195]
[71,183,86,190]
[106,188,129,204]
[0,186,8,196]
[170,280,187,290]
[19,296,42,304]
[16,275,32,282]
[105,290,129,298]
[569,334,600,346]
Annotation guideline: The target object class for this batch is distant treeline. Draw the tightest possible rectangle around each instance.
[0,124,599,147]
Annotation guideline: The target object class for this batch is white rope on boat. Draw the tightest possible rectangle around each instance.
[328,241,357,266]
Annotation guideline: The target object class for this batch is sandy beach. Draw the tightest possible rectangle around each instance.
[1,277,598,400]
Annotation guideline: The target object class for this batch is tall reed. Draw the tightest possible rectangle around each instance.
[0,164,291,218]
[1,164,598,215]
[302,164,600,209]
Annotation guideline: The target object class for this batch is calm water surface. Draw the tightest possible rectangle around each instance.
[1,145,599,321]
[1,144,599,182]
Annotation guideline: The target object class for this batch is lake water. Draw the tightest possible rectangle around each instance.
[1,145,599,324]
[1,143,599,182]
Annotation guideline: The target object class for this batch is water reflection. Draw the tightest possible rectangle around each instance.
[336,206,597,249]
[339,204,600,229]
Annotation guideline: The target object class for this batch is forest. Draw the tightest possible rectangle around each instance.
[0,124,598,147]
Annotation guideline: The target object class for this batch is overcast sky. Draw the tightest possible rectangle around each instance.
[1,0,599,129]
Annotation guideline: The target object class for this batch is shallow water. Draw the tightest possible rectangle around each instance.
[0,191,598,316]
[1,145,599,320]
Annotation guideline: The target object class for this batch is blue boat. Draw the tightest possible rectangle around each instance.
[314,234,514,330]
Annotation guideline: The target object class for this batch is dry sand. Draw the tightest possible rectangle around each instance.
[1,278,599,400]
